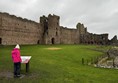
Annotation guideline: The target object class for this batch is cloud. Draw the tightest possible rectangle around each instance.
[0,0,118,39]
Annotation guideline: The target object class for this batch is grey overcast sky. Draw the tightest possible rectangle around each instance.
[0,0,118,39]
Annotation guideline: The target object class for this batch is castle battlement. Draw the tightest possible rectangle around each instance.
[0,12,38,25]
[0,12,117,45]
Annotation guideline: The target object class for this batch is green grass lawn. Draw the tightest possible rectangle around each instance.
[0,45,118,83]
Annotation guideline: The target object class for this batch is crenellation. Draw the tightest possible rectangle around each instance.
[0,12,117,45]
[0,12,38,25]
[0,12,43,45]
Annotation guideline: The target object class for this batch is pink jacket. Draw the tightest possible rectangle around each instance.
[11,48,22,63]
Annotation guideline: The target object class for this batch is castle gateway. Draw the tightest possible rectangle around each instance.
[0,12,117,45]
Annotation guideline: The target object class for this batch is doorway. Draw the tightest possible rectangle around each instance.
[51,38,55,44]
[0,38,2,44]
[37,40,40,44]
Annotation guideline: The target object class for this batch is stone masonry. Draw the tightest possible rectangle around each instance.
[0,12,117,45]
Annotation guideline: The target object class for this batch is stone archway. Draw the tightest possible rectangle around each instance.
[51,38,55,44]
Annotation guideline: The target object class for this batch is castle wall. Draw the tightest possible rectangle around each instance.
[109,35,118,45]
[0,16,2,44]
[0,12,42,45]
[80,33,109,45]
[60,27,80,44]
[0,12,115,45]
[40,14,80,44]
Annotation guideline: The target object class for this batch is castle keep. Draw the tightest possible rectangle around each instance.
[0,12,117,45]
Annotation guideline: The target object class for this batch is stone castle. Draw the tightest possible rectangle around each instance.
[0,12,117,45]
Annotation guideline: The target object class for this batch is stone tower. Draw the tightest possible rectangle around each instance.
[0,12,116,45]
[40,14,60,44]
[76,23,87,35]
[40,15,48,44]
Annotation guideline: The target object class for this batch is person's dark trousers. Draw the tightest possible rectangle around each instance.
[14,62,21,77]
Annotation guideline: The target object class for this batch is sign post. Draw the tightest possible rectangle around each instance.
[21,56,32,72]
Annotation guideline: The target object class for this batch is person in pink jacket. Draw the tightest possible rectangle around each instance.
[11,44,22,78]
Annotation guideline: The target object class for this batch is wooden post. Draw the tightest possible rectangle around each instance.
[86,59,89,65]
[82,58,84,64]
[96,57,98,64]
[91,58,93,64]
[86,59,88,65]
[26,62,29,72]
